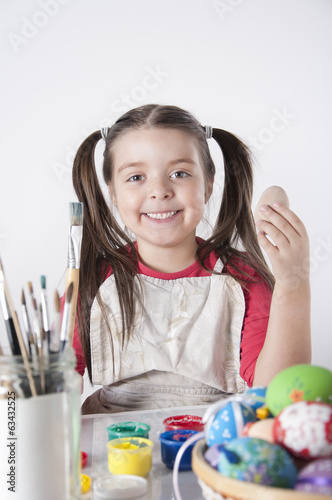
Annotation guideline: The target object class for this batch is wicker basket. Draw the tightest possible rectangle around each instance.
[191,439,332,500]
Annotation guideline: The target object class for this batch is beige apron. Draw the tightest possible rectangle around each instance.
[82,261,247,414]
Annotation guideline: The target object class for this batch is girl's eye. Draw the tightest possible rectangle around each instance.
[171,171,189,179]
[128,174,144,182]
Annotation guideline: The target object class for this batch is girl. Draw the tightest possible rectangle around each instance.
[72,104,311,414]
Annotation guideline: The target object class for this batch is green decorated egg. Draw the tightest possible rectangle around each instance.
[266,364,332,417]
[218,437,297,488]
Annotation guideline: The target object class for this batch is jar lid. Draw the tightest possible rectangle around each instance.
[93,475,147,499]
[106,421,150,440]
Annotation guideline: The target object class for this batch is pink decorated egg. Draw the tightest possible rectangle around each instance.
[273,401,332,459]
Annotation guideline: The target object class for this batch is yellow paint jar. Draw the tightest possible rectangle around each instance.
[107,437,153,476]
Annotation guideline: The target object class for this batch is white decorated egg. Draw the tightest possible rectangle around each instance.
[273,401,332,459]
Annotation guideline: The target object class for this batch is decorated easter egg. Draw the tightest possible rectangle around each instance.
[266,364,332,416]
[204,444,226,469]
[295,458,332,495]
[206,401,256,447]
[243,418,275,443]
[218,437,297,488]
[273,401,332,459]
[242,386,267,411]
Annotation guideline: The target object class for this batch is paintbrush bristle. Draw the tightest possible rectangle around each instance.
[54,290,61,312]
[66,282,74,303]
[27,281,33,294]
[21,289,26,305]
[40,275,46,290]
[69,202,83,226]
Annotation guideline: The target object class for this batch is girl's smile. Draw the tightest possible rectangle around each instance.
[143,210,180,220]
[108,128,213,271]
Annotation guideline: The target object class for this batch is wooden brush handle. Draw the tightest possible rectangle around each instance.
[65,268,79,346]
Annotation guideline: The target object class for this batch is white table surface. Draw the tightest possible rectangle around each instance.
[81,405,209,500]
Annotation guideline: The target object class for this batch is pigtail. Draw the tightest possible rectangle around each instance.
[72,131,139,381]
[212,128,254,242]
[198,128,275,290]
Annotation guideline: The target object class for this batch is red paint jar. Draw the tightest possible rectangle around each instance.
[163,415,204,432]
[81,451,88,469]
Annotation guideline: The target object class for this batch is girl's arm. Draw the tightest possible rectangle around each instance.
[252,202,311,386]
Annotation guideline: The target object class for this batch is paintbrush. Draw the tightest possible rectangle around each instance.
[28,281,45,393]
[38,303,48,358]
[0,261,21,355]
[59,281,74,353]
[0,258,37,396]
[50,290,61,353]
[65,202,83,347]
[40,275,51,353]
[21,289,35,357]
[27,282,43,348]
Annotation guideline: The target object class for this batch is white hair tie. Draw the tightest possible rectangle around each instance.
[101,127,109,141]
[204,125,213,139]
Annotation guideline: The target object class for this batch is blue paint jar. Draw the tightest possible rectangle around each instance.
[159,429,198,470]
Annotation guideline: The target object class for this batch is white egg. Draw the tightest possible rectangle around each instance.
[254,186,290,223]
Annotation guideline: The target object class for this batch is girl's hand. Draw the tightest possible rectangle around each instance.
[256,202,310,291]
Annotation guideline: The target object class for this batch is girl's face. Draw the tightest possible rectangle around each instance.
[108,127,213,259]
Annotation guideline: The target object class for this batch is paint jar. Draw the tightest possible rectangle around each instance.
[107,421,150,441]
[107,437,153,476]
[163,414,204,432]
[81,451,88,468]
[94,475,148,499]
[159,429,198,470]
[0,347,81,500]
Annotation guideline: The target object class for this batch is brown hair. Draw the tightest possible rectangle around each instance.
[72,104,274,381]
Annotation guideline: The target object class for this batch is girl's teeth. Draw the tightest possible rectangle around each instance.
[146,211,177,220]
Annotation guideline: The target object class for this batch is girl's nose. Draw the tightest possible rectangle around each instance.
[149,177,173,200]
